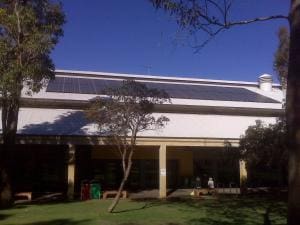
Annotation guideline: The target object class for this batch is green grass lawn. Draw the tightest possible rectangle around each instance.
[0,196,287,225]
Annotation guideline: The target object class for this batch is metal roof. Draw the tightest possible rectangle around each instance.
[56,69,282,87]
[46,77,279,103]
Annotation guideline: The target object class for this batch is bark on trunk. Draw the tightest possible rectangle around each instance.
[0,168,12,208]
[2,97,20,146]
[107,156,132,213]
[0,97,20,208]
[287,1,300,224]
[0,1,23,208]
[0,145,13,208]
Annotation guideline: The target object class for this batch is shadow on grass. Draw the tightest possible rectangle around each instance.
[14,197,84,208]
[118,223,143,225]
[3,196,286,225]
[118,223,182,225]
[6,219,92,225]
[122,223,178,225]
[127,196,287,225]
[113,200,164,213]
[185,196,287,225]
[0,213,12,220]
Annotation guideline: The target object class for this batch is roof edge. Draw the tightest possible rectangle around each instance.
[55,69,282,88]
[20,97,284,117]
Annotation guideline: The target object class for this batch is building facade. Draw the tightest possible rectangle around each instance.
[0,70,284,198]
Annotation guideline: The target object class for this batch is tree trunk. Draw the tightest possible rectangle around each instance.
[0,167,12,209]
[287,1,300,224]
[0,144,13,208]
[2,97,20,146]
[107,156,132,213]
[0,97,20,208]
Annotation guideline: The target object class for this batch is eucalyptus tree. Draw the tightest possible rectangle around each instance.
[86,80,170,213]
[240,120,288,187]
[0,0,65,207]
[274,27,289,88]
[149,1,299,223]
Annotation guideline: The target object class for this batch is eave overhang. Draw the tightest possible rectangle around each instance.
[20,97,284,117]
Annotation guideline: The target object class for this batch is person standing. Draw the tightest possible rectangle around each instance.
[195,176,201,189]
[208,177,215,189]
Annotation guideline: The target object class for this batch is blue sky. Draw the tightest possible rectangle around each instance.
[52,0,289,82]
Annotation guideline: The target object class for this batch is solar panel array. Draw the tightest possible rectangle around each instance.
[46,77,279,103]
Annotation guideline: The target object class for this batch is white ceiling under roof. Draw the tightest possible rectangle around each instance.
[0,108,277,139]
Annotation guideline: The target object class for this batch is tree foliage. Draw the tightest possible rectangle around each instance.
[0,0,65,144]
[274,27,289,87]
[240,120,288,187]
[218,141,240,186]
[0,0,65,208]
[86,80,170,212]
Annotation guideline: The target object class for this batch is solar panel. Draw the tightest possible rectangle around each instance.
[93,79,108,94]
[63,77,80,93]
[46,77,64,92]
[46,77,280,103]
[78,78,95,94]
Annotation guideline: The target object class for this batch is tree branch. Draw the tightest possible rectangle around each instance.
[192,14,288,51]
[193,26,225,52]
[206,0,224,15]
[226,15,289,28]
[150,0,289,50]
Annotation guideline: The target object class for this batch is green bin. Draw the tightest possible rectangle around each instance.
[90,182,101,199]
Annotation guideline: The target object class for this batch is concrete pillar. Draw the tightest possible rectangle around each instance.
[239,159,247,193]
[159,144,167,198]
[67,144,76,200]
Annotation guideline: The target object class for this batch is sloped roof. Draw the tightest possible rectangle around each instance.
[46,76,279,103]
[23,70,283,110]
[0,70,283,139]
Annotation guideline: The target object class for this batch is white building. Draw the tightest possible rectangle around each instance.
[2,70,284,199]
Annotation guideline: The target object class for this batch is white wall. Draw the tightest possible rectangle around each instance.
[0,108,278,139]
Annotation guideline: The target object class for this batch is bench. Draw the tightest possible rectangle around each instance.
[194,188,217,196]
[103,190,127,199]
[15,192,32,201]
[194,188,208,196]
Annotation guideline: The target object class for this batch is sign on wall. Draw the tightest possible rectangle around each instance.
[160,168,166,176]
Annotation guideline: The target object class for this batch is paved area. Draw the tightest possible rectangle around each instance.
[129,188,240,199]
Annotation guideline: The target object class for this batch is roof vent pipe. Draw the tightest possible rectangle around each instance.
[258,74,273,92]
